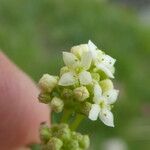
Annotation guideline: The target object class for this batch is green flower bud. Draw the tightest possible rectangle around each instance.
[38,92,51,104]
[72,132,83,141]
[73,86,89,102]
[100,79,113,92]
[91,73,100,81]
[79,135,90,149]
[80,102,92,116]
[60,66,69,76]
[47,137,63,150]
[39,74,58,93]
[65,139,79,150]
[61,88,73,99]
[57,124,71,140]
[72,132,90,149]
[50,97,64,113]
[71,44,88,58]
[40,123,51,144]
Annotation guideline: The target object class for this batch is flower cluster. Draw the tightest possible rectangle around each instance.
[38,40,119,128]
[40,123,90,150]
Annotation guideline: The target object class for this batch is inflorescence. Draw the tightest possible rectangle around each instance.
[38,40,119,150]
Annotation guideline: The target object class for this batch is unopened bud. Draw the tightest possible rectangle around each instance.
[57,124,71,140]
[72,132,83,141]
[39,74,58,93]
[71,44,88,58]
[80,135,90,149]
[73,86,89,101]
[50,97,64,113]
[38,92,51,104]
[80,102,92,116]
[65,139,79,150]
[40,123,51,144]
[61,88,73,99]
[100,79,113,92]
[91,73,100,81]
[47,137,63,150]
[60,66,69,76]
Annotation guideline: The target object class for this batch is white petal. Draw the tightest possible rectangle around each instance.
[88,40,97,59]
[104,89,119,104]
[96,63,114,78]
[93,84,102,104]
[99,108,114,127]
[79,71,92,85]
[81,51,92,70]
[58,72,76,86]
[63,52,79,68]
[89,104,100,121]
[101,54,116,68]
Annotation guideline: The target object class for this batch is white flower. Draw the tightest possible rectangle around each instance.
[58,51,92,86]
[88,40,116,78]
[89,83,119,127]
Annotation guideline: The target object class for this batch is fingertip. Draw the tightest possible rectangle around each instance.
[0,52,50,149]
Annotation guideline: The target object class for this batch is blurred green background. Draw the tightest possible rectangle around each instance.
[0,0,150,149]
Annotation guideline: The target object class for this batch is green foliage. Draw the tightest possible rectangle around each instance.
[0,0,149,149]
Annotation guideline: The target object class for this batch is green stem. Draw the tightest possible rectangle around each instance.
[51,111,55,124]
[60,109,72,123]
[70,114,84,130]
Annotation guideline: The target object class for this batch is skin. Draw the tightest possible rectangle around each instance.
[0,52,50,150]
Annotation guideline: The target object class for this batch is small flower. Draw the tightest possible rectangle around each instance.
[88,40,116,78]
[73,86,89,101]
[39,74,58,92]
[50,97,64,113]
[89,83,119,127]
[58,51,93,86]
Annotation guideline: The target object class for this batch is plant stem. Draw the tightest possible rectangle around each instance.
[60,109,72,123]
[70,114,84,130]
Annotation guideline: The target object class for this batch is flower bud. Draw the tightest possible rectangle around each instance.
[80,135,90,149]
[40,123,51,144]
[58,124,71,140]
[100,79,114,92]
[73,86,89,102]
[71,44,88,58]
[47,137,63,150]
[50,97,64,113]
[60,66,69,76]
[91,73,100,81]
[80,102,92,116]
[61,88,73,99]
[51,124,71,141]
[39,74,58,93]
[72,132,83,141]
[38,92,51,104]
[64,139,79,150]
